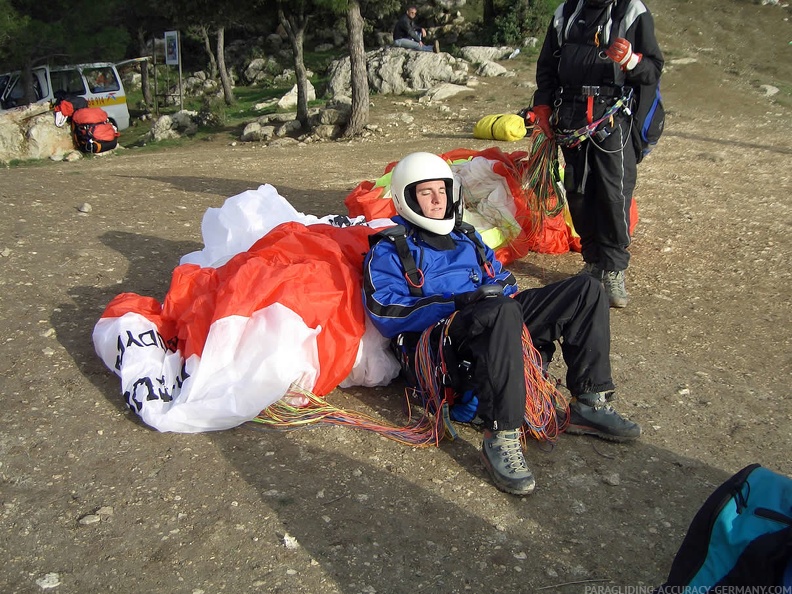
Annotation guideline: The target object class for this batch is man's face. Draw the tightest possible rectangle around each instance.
[415,180,448,220]
[407,8,417,18]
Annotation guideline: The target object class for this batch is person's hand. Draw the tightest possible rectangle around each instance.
[454,284,504,309]
[532,104,555,138]
[518,107,536,126]
[605,38,642,70]
[421,27,427,37]
[450,390,479,423]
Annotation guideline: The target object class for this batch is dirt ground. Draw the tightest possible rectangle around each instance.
[1,1,791,592]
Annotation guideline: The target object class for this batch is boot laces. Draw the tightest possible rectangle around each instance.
[602,270,626,295]
[493,434,528,473]
[579,393,616,413]
[591,400,615,413]
[581,395,635,427]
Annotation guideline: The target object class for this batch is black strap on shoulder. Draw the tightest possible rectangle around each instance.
[368,225,424,297]
[559,0,582,46]
[456,222,495,279]
[367,225,404,249]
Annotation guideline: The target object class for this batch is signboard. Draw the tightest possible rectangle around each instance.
[165,31,179,66]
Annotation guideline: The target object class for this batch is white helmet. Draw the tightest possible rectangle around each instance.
[390,152,462,235]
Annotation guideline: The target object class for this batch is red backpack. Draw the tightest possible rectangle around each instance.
[71,107,119,153]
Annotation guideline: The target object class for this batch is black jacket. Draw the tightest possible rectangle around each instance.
[534,0,663,122]
[393,13,422,42]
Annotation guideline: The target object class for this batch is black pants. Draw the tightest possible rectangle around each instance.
[562,115,637,272]
[446,275,614,431]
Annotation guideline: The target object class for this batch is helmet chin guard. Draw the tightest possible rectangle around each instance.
[390,152,461,235]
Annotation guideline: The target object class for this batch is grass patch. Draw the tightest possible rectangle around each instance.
[119,54,339,150]
[3,158,53,168]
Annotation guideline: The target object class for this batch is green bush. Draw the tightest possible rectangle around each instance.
[491,0,557,46]
[199,96,227,128]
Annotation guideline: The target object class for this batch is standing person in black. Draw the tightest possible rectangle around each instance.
[393,5,439,53]
[532,0,663,308]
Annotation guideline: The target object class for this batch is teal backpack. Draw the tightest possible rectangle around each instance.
[657,463,792,590]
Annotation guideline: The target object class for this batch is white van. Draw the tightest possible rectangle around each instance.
[0,62,130,130]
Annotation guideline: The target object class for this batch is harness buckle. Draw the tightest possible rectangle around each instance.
[581,85,600,97]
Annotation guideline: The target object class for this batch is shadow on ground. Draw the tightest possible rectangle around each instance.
[212,419,729,592]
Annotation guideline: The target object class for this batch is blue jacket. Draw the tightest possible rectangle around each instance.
[363,217,518,339]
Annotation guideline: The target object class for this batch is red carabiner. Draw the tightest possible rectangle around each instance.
[483,261,495,279]
[405,268,425,289]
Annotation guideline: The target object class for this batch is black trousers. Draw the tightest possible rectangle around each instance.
[562,115,637,272]
[446,275,614,431]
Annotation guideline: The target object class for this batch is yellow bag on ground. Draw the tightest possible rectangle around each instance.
[473,113,527,142]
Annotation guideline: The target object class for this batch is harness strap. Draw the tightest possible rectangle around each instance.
[561,85,625,98]
[368,225,423,297]
[369,223,495,299]
[456,222,496,279]
[391,233,423,297]
[555,88,634,149]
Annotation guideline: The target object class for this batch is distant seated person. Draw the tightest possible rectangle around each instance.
[393,5,439,53]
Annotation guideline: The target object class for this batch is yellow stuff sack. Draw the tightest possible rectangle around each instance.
[473,113,527,142]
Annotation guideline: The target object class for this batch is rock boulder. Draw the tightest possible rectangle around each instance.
[0,105,74,164]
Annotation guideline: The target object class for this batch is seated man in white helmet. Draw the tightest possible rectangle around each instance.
[363,151,640,496]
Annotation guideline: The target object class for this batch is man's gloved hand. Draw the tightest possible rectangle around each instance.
[450,390,479,423]
[532,104,555,138]
[453,284,504,309]
[517,107,536,127]
[605,38,642,70]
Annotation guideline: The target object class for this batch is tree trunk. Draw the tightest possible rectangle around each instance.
[483,0,495,25]
[21,57,35,106]
[343,0,369,138]
[137,28,152,107]
[279,9,309,130]
[216,27,235,105]
[198,25,218,81]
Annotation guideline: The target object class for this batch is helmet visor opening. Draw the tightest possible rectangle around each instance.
[405,178,455,220]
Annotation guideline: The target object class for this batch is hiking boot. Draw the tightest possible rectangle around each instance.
[433,40,441,53]
[578,262,603,280]
[602,269,628,308]
[480,429,535,496]
[566,392,641,442]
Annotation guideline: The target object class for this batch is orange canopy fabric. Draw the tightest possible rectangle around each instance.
[344,147,637,265]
